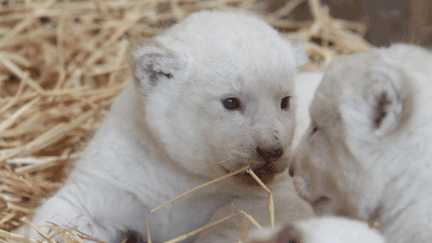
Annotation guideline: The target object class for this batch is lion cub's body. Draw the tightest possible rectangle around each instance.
[17,10,316,242]
[291,44,432,243]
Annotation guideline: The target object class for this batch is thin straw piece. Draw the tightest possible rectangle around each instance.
[266,0,305,21]
[238,210,262,230]
[0,212,17,226]
[20,217,56,243]
[7,202,32,214]
[14,152,81,175]
[0,229,37,243]
[145,219,152,243]
[151,166,250,213]
[0,110,96,165]
[246,169,274,228]
[0,97,40,134]
[239,219,248,241]
[0,55,44,93]
[0,52,32,67]
[308,0,321,19]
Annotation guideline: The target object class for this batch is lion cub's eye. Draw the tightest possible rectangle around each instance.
[281,96,290,110]
[222,97,241,110]
[312,126,318,134]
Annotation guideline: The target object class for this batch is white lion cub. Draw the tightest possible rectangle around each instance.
[245,216,385,243]
[17,10,315,242]
[290,44,432,243]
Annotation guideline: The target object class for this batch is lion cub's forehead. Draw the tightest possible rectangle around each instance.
[310,51,382,125]
[324,51,382,89]
[165,10,288,51]
[160,10,298,80]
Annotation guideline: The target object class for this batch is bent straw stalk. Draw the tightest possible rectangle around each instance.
[246,169,275,228]
[145,219,152,243]
[151,166,250,213]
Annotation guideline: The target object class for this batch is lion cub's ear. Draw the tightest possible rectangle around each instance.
[361,65,408,136]
[130,39,186,91]
[287,38,309,68]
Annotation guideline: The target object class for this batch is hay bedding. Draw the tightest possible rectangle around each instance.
[0,0,371,242]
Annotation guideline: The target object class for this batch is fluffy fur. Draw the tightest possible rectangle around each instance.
[290,44,432,243]
[16,10,317,242]
[194,72,323,242]
[245,216,385,243]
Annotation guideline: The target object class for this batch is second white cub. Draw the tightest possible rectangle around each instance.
[290,44,432,243]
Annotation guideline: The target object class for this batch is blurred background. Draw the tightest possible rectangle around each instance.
[268,0,432,47]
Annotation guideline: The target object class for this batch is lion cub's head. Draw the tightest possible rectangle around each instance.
[289,44,432,219]
[131,10,307,185]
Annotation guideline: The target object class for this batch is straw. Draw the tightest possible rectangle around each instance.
[151,166,250,213]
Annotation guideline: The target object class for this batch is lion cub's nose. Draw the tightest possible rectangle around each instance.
[256,146,284,163]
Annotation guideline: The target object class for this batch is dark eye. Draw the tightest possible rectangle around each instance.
[288,239,298,243]
[281,96,290,110]
[312,126,318,134]
[222,97,241,110]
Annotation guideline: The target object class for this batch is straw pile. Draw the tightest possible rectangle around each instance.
[0,0,371,242]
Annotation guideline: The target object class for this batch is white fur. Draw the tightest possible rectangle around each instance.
[245,216,385,243]
[16,10,317,242]
[290,44,432,243]
[291,72,323,147]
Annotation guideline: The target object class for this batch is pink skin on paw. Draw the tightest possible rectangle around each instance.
[86,218,102,228]
[93,218,102,227]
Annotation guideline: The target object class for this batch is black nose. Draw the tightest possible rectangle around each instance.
[256,146,284,163]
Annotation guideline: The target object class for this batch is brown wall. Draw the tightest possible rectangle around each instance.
[268,0,432,47]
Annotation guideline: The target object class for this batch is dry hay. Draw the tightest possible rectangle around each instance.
[0,0,372,242]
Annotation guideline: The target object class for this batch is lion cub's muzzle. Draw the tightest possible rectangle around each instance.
[235,146,289,187]
[256,146,284,163]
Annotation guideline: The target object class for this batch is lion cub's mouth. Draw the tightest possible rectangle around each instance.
[221,163,283,187]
